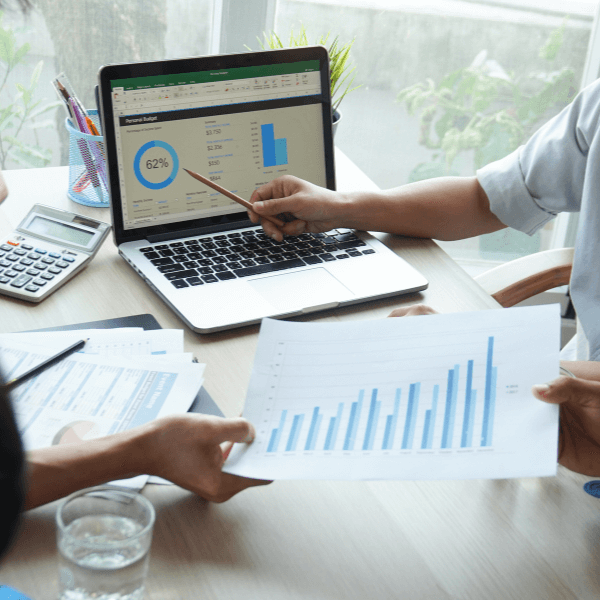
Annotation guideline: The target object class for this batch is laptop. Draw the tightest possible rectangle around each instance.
[97,46,428,333]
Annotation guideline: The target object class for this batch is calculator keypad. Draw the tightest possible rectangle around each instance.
[0,236,81,302]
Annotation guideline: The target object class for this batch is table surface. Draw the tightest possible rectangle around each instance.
[1,155,597,600]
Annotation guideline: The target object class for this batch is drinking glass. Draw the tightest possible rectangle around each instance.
[56,486,155,600]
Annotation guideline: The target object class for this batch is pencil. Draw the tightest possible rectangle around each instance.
[54,79,75,120]
[183,168,285,228]
[3,338,88,392]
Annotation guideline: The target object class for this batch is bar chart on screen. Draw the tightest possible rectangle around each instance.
[224,305,561,481]
[261,123,288,167]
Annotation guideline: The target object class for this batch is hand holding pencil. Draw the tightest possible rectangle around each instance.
[183,168,286,229]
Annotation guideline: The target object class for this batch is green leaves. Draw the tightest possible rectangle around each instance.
[255,25,360,112]
[397,22,577,180]
[539,19,567,61]
[0,12,30,71]
[0,13,57,169]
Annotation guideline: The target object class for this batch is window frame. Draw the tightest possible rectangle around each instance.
[211,0,277,55]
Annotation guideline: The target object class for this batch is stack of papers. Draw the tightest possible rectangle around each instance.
[0,328,205,489]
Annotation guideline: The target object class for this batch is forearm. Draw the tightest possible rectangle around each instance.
[339,176,506,240]
[24,426,149,510]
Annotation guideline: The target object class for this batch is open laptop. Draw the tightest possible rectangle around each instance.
[97,46,428,333]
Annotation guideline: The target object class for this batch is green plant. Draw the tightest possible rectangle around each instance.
[0,11,59,169]
[397,22,576,183]
[254,26,360,113]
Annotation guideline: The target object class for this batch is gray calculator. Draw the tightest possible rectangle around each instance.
[0,204,111,303]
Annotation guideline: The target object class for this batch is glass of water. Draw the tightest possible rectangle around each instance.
[56,486,155,600]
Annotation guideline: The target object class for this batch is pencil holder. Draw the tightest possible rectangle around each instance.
[65,109,109,207]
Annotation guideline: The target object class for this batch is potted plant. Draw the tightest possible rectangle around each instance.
[254,26,360,135]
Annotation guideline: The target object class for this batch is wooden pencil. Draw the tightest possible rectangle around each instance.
[183,168,285,228]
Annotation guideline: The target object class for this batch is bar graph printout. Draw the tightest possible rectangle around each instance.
[224,305,561,480]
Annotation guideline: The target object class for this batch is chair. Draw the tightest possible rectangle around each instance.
[473,247,574,308]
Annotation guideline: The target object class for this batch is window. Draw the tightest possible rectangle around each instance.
[2,0,598,271]
[0,1,215,170]
[274,0,599,271]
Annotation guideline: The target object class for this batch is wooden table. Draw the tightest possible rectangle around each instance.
[1,156,596,600]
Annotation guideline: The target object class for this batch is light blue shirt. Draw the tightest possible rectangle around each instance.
[477,79,600,360]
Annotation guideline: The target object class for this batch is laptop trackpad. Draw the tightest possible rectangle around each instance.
[248,268,353,312]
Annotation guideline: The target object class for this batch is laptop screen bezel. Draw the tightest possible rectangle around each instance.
[97,46,335,246]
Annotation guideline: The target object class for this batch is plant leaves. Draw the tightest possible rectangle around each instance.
[408,161,456,183]
[28,101,61,119]
[8,144,52,168]
[12,41,30,66]
[27,118,55,129]
[29,59,43,88]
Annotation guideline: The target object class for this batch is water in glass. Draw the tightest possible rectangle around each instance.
[58,514,150,600]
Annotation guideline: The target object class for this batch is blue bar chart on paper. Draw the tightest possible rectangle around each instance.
[224,306,561,481]
[265,336,498,455]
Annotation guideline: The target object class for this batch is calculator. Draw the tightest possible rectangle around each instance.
[0,204,111,303]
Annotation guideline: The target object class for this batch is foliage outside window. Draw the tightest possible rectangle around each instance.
[0,12,59,169]
[397,22,577,183]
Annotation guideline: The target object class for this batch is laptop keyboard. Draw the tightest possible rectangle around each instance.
[138,228,375,288]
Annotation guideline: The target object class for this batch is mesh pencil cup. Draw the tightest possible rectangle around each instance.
[65,109,109,207]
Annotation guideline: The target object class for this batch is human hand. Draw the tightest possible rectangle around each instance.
[532,376,600,476]
[141,414,271,502]
[387,304,438,318]
[248,175,347,242]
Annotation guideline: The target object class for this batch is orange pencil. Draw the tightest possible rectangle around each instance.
[184,168,285,228]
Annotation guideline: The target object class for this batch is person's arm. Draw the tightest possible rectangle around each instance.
[24,414,269,510]
[248,174,506,242]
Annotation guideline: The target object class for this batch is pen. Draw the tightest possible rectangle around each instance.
[184,168,285,228]
[2,338,88,392]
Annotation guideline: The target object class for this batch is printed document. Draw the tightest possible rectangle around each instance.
[0,329,205,488]
[224,305,560,481]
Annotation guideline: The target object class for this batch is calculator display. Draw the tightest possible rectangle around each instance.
[28,216,95,247]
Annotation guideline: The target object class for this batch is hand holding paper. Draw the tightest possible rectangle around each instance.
[225,305,561,481]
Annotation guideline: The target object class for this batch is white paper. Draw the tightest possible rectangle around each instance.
[224,305,561,481]
[0,329,204,490]
[1,340,205,450]
[0,327,183,356]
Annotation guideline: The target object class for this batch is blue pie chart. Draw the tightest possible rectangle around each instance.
[134,140,179,189]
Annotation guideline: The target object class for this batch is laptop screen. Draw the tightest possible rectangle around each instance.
[98,47,334,243]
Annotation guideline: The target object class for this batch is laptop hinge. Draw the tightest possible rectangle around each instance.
[146,222,256,243]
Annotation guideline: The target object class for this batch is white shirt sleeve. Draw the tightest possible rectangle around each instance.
[477,79,600,235]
